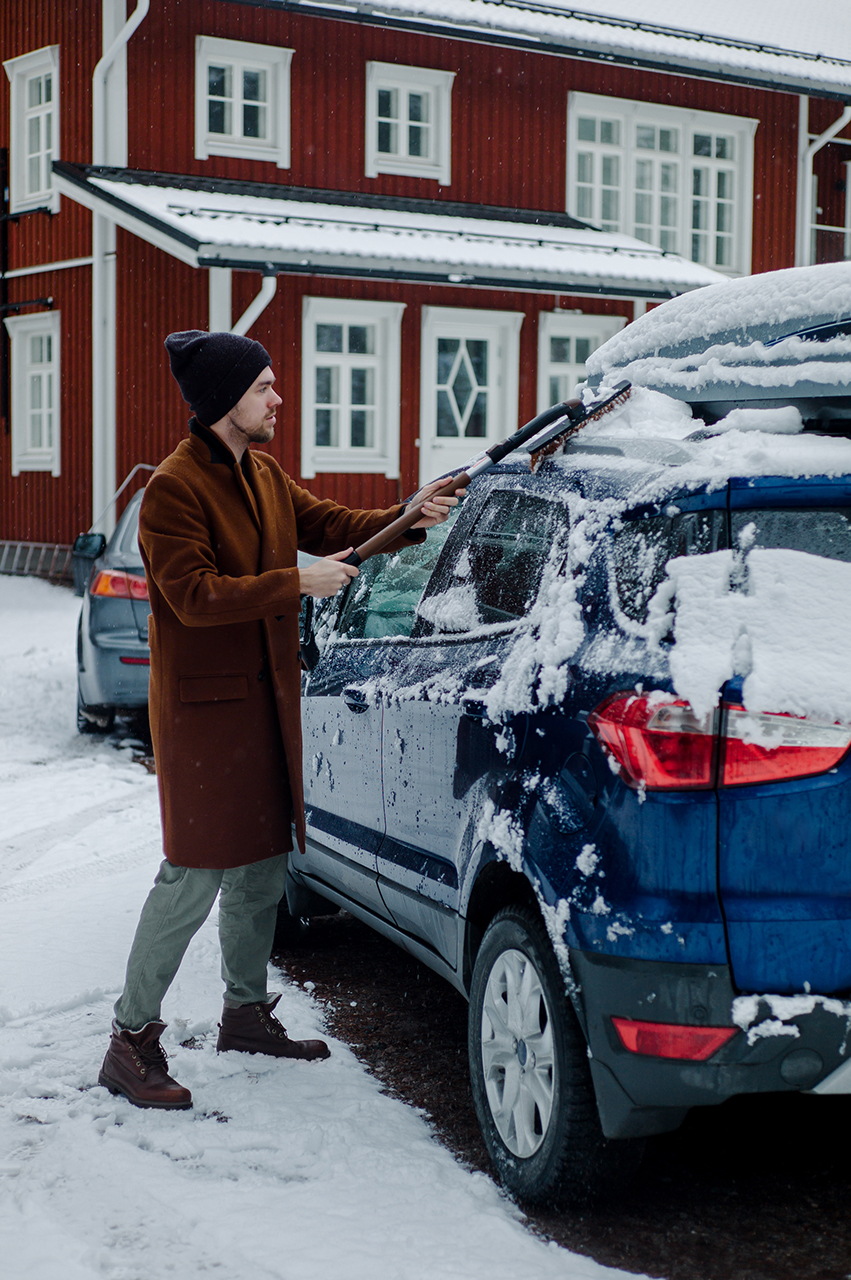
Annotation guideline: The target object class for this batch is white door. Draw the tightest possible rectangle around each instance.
[418,307,522,485]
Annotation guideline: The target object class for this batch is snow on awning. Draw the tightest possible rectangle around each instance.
[53,163,725,300]
[259,0,851,99]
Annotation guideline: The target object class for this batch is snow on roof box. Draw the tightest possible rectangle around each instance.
[586,263,851,409]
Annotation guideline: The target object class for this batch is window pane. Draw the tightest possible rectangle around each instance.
[315,366,339,405]
[437,388,458,436]
[377,120,396,154]
[316,324,343,352]
[350,409,374,449]
[601,155,620,187]
[577,152,593,185]
[451,356,473,415]
[577,116,596,142]
[315,408,338,448]
[635,159,652,190]
[577,188,593,219]
[693,133,712,157]
[208,65,231,98]
[600,119,620,146]
[467,339,488,384]
[575,337,592,363]
[408,92,428,123]
[378,88,397,119]
[30,335,44,363]
[437,337,459,383]
[243,69,266,103]
[659,128,678,153]
[465,391,487,438]
[409,124,425,157]
[550,336,571,363]
[634,192,652,225]
[550,374,568,404]
[44,74,52,104]
[208,99,230,135]
[636,125,655,150]
[601,188,620,224]
[30,373,42,410]
[243,103,266,139]
[717,170,733,200]
[716,135,734,160]
[348,324,375,355]
[351,367,374,406]
[27,75,42,108]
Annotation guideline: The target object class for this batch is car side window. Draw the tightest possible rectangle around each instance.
[416,491,568,634]
[609,508,726,624]
[336,507,460,640]
[731,508,851,563]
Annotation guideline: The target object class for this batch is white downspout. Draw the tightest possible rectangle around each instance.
[91,0,150,535]
[231,273,278,336]
[796,96,851,268]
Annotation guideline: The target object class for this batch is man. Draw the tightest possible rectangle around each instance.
[99,329,462,1110]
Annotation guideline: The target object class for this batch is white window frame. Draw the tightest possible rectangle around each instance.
[365,62,455,186]
[567,91,757,276]
[419,307,523,485]
[4,310,61,477]
[3,46,60,215]
[195,36,293,168]
[301,297,405,479]
[537,312,626,413]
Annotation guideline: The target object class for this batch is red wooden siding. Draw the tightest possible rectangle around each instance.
[0,0,845,541]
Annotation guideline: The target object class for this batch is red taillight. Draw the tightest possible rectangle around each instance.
[612,1017,737,1060]
[91,570,149,601]
[119,656,150,665]
[721,704,851,785]
[588,693,717,790]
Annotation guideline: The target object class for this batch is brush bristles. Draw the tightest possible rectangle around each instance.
[528,386,631,472]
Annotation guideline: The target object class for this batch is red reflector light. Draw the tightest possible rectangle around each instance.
[91,570,149,601]
[119,656,150,665]
[612,1017,737,1061]
[588,693,716,790]
[721,703,851,786]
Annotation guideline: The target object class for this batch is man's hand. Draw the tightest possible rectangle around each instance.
[298,549,359,598]
[407,475,468,529]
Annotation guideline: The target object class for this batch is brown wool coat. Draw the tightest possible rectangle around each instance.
[139,422,420,870]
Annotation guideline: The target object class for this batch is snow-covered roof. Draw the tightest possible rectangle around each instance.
[260,0,851,98]
[53,163,724,299]
[586,262,851,401]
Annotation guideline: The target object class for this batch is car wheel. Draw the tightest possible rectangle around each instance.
[468,904,642,1206]
[76,687,115,735]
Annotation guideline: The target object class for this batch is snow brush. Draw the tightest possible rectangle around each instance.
[298,380,631,670]
[343,379,631,567]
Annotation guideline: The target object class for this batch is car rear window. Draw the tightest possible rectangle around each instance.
[610,509,726,624]
[731,508,851,562]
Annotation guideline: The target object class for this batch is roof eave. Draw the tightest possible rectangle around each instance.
[217,0,851,101]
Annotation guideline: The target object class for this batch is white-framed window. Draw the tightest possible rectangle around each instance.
[365,62,455,185]
[3,46,60,214]
[419,307,523,484]
[301,297,405,478]
[537,312,626,412]
[195,36,293,168]
[3,310,61,476]
[567,92,757,275]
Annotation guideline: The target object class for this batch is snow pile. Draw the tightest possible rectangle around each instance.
[647,547,851,722]
[586,263,851,397]
[0,577,644,1280]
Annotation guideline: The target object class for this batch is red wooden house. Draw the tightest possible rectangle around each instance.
[2,0,850,547]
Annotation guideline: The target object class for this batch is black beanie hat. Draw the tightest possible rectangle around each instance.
[164,330,272,426]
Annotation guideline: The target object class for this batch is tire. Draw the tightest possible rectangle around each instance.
[468,904,643,1207]
[76,687,115,735]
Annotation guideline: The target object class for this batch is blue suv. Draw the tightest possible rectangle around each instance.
[291,265,851,1205]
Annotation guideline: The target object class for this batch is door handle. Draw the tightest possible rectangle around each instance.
[342,686,370,713]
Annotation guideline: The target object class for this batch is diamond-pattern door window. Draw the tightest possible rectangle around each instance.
[436,337,489,438]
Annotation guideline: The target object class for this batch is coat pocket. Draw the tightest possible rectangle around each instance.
[178,674,249,703]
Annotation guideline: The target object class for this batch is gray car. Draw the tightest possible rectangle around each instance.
[74,489,150,733]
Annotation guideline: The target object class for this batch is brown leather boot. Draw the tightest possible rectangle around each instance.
[98,1021,193,1109]
[217,994,330,1060]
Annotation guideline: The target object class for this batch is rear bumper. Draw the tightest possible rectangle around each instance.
[79,628,150,708]
[571,949,851,1138]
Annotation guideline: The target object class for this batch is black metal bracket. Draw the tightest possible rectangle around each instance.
[0,296,53,314]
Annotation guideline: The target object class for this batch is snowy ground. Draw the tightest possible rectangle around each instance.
[0,576,643,1280]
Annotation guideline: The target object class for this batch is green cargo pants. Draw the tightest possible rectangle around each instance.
[113,853,288,1032]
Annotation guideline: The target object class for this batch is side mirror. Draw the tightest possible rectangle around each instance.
[71,531,107,596]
